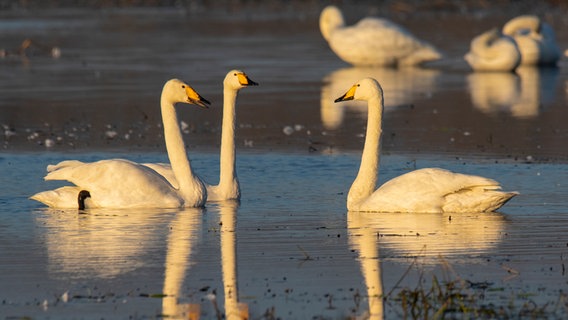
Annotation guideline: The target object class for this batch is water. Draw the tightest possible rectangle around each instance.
[1,3,568,319]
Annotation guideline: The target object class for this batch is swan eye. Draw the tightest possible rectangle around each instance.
[357,84,360,87]
[181,85,186,88]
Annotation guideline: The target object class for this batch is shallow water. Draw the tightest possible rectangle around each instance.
[1,3,568,319]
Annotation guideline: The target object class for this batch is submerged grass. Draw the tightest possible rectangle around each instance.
[381,256,568,319]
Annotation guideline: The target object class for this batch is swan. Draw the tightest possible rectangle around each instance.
[144,70,257,201]
[335,78,518,213]
[502,15,561,66]
[30,79,210,209]
[464,28,521,72]
[319,5,443,67]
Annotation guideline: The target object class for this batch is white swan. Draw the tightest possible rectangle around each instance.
[464,28,521,72]
[30,79,210,209]
[144,70,257,201]
[319,5,443,67]
[502,15,561,66]
[335,78,518,213]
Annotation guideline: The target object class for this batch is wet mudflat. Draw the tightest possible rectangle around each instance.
[1,2,568,319]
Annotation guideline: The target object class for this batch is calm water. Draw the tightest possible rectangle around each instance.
[1,3,568,319]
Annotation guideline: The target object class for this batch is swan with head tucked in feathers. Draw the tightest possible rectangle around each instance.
[319,5,443,67]
[335,78,518,213]
[30,79,210,209]
[502,15,561,66]
[464,28,521,72]
[144,70,257,201]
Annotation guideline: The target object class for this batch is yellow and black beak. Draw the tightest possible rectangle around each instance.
[237,72,259,87]
[334,84,357,103]
[185,85,211,109]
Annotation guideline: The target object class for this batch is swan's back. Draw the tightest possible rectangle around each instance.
[464,28,521,72]
[321,6,442,67]
[356,168,516,213]
[43,159,184,208]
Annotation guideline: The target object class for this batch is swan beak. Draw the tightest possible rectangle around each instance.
[238,73,259,86]
[334,84,357,102]
[185,86,211,109]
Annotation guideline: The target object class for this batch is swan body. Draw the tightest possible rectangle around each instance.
[464,28,521,72]
[319,5,443,67]
[502,15,561,66]
[143,70,257,201]
[335,78,517,213]
[31,79,210,209]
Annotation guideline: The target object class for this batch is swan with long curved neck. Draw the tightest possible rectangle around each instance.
[30,79,210,209]
[502,15,561,66]
[464,28,521,72]
[335,78,518,213]
[319,5,443,67]
[144,70,257,201]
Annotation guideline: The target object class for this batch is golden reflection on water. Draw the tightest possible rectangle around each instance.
[162,208,203,319]
[320,67,440,129]
[347,211,507,319]
[37,204,247,319]
[347,211,384,320]
[467,67,558,118]
[348,211,506,263]
[37,208,178,279]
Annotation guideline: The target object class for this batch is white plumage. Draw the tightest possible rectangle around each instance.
[464,28,521,72]
[502,15,561,66]
[142,70,257,202]
[319,5,443,67]
[30,79,210,209]
[335,78,518,213]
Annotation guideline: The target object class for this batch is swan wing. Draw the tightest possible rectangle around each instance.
[143,163,179,189]
[37,159,183,208]
[361,168,515,213]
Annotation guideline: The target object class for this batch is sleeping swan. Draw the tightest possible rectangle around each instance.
[319,5,443,67]
[502,15,561,66]
[30,79,210,209]
[335,78,518,213]
[464,28,521,72]
[143,70,258,201]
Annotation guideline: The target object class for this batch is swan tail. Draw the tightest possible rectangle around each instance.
[30,186,83,208]
[443,188,518,213]
[400,44,443,66]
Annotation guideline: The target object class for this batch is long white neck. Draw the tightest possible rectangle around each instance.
[161,97,198,198]
[347,94,383,210]
[218,87,239,191]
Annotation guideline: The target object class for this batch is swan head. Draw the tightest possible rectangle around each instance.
[334,78,383,103]
[319,5,345,42]
[224,70,258,90]
[163,79,211,108]
[78,190,91,211]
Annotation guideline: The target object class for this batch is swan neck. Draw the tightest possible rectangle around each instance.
[348,95,383,208]
[161,97,196,193]
[219,88,238,188]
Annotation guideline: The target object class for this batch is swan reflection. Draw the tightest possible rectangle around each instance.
[321,67,440,129]
[162,208,203,319]
[348,211,506,264]
[162,201,247,319]
[36,208,181,279]
[467,67,558,118]
[347,211,384,320]
[218,201,248,320]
